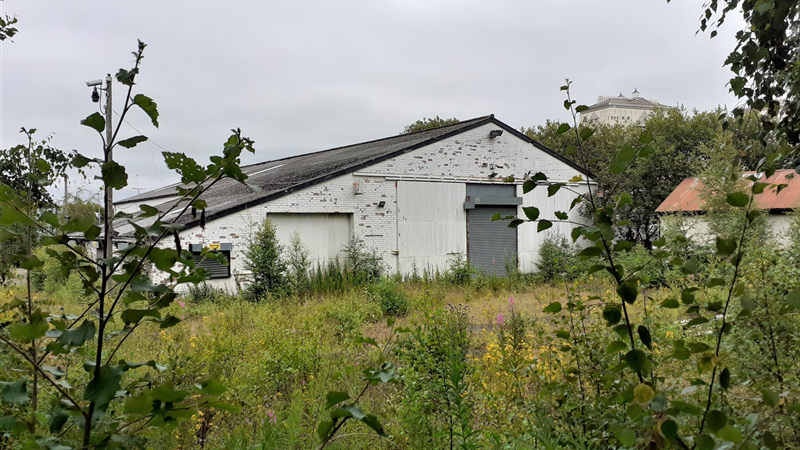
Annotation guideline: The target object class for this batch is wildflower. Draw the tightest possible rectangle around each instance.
[509,296,516,307]
[497,313,505,325]
[492,259,496,263]
[179,301,185,308]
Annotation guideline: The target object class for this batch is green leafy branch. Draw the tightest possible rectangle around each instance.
[316,317,407,449]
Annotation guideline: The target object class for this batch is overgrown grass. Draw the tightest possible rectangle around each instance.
[3,242,796,449]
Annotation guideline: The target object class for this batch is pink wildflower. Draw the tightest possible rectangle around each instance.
[508,296,516,307]
[497,313,505,325]
[492,259,496,263]
[178,301,185,308]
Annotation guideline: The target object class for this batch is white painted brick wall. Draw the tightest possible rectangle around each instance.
[366,123,580,181]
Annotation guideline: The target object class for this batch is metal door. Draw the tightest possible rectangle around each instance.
[467,206,518,276]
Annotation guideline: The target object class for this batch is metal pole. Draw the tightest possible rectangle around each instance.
[104,74,113,259]
[62,173,68,215]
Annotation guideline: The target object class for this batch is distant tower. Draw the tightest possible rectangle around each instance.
[632,88,640,99]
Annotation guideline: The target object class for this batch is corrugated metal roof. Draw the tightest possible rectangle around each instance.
[656,169,800,213]
[113,115,588,237]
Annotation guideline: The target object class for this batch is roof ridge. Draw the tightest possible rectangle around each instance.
[120,115,496,203]
[238,114,494,170]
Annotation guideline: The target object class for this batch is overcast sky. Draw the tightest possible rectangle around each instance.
[0,0,742,201]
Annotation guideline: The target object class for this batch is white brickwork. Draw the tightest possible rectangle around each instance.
[366,123,580,181]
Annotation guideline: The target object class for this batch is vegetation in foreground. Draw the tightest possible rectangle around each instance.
[3,212,799,449]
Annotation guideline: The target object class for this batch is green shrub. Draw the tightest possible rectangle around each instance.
[342,235,384,282]
[186,282,229,303]
[615,244,667,286]
[304,236,385,295]
[367,279,409,316]
[476,272,505,295]
[535,232,583,283]
[244,219,288,300]
[30,245,84,303]
[320,291,382,339]
[445,252,477,285]
[285,231,311,295]
[310,259,345,294]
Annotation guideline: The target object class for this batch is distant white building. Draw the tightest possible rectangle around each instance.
[580,89,673,127]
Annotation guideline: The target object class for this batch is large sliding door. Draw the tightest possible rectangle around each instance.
[267,213,351,264]
[396,181,466,275]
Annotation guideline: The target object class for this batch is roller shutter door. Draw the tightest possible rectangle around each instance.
[467,206,517,276]
[192,251,231,279]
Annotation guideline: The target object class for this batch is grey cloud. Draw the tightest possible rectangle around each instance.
[0,0,742,201]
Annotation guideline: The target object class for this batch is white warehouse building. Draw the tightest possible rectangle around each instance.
[115,115,591,290]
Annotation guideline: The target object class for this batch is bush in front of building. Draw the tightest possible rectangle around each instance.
[244,219,288,300]
[535,232,584,283]
[186,282,230,303]
[285,231,312,295]
[342,235,384,283]
[367,279,410,316]
[444,252,478,285]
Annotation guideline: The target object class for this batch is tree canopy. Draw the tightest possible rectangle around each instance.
[0,129,72,208]
[699,0,800,152]
[402,116,459,134]
[524,107,774,247]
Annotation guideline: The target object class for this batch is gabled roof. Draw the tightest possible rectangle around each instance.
[116,115,588,235]
[656,169,800,214]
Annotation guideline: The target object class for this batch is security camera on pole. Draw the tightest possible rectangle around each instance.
[85,75,114,259]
